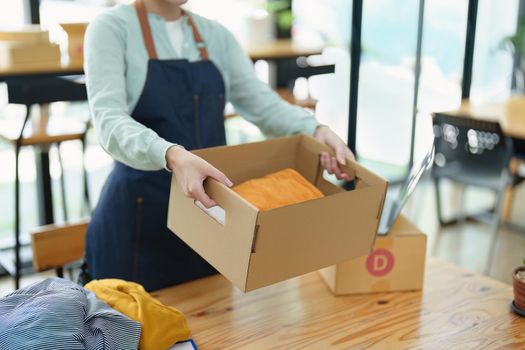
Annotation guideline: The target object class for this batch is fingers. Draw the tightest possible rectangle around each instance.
[334,144,347,166]
[206,165,233,187]
[320,152,348,180]
[320,152,332,173]
[321,152,337,175]
[331,157,344,179]
[345,147,356,161]
[330,156,351,181]
[191,184,217,208]
[321,128,353,165]
[177,155,232,208]
[188,165,232,208]
[330,156,338,175]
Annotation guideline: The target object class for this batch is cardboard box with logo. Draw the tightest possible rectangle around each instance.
[319,214,426,295]
[168,135,388,292]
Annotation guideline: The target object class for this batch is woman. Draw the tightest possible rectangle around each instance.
[84,0,354,291]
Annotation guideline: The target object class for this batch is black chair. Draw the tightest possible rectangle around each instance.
[502,139,525,223]
[432,113,513,274]
[1,76,91,289]
[275,57,335,110]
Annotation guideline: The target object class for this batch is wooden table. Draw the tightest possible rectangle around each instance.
[442,96,525,140]
[0,39,322,79]
[246,39,323,61]
[153,258,525,349]
[0,62,84,80]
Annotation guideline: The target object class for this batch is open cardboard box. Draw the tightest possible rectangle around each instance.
[167,135,388,292]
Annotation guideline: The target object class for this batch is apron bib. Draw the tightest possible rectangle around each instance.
[85,0,226,291]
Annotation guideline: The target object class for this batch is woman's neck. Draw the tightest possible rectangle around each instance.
[143,0,183,21]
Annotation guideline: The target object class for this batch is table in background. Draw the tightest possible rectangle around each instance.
[247,39,323,61]
[0,62,84,80]
[0,38,330,228]
[442,96,525,141]
[0,39,323,78]
[153,258,525,349]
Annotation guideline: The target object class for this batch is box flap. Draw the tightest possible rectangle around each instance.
[167,176,259,291]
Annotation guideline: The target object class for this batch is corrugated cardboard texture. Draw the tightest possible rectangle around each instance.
[319,215,427,295]
[247,185,384,290]
[168,135,388,292]
[168,177,259,291]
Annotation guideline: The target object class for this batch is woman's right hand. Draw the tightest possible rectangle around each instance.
[166,145,233,208]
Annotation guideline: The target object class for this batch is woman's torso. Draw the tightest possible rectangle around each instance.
[90,4,234,114]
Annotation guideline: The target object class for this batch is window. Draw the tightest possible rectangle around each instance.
[0,2,25,28]
[471,0,519,103]
[356,0,419,175]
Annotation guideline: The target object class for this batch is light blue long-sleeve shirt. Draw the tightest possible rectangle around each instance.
[84,4,319,171]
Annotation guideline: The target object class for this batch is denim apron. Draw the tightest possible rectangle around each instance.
[85,0,226,291]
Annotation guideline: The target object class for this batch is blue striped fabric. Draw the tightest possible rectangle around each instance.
[0,278,141,350]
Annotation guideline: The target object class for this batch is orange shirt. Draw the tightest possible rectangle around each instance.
[233,168,324,211]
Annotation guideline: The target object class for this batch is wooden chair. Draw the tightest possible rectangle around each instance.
[30,219,88,277]
[501,156,525,224]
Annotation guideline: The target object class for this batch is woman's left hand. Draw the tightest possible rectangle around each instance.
[314,125,355,181]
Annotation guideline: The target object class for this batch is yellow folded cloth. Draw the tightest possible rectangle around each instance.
[233,168,324,211]
[85,279,190,350]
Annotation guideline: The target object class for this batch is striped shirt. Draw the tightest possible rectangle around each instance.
[0,278,141,350]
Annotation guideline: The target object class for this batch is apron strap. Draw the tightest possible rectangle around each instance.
[134,0,209,60]
[184,11,209,60]
[135,0,158,59]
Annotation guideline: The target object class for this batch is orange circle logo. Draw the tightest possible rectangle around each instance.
[365,248,395,276]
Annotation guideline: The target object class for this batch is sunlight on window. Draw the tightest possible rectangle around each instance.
[0,2,25,28]
[471,0,519,103]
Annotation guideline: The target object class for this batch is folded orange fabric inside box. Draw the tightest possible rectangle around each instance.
[232,168,324,211]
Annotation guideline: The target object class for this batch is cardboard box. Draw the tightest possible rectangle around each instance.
[167,135,388,292]
[319,215,427,295]
[0,42,60,67]
[0,26,50,43]
[60,23,87,63]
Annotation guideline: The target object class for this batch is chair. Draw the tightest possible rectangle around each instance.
[0,76,90,289]
[31,219,88,278]
[431,113,513,274]
[274,58,335,111]
[501,139,525,223]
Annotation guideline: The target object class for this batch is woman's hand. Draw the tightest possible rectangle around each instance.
[166,146,233,208]
[314,125,355,181]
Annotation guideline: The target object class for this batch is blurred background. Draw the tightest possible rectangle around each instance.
[0,0,524,294]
